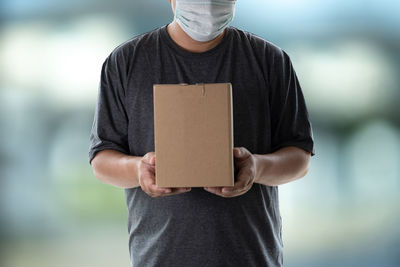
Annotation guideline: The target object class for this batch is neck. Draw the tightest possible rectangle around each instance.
[166,19,226,53]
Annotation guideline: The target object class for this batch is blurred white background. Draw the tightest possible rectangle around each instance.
[0,0,399,266]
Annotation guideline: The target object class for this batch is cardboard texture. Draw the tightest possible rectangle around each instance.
[153,83,234,187]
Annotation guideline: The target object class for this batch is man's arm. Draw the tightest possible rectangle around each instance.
[253,146,311,186]
[91,149,192,196]
[204,146,311,198]
[91,149,141,189]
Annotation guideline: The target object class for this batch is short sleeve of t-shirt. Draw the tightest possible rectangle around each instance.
[269,49,315,156]
[88,50,130,165]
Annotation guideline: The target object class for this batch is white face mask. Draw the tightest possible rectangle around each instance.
[175,0,237,42]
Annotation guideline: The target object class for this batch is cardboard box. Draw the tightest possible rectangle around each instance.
[153,83,234,188]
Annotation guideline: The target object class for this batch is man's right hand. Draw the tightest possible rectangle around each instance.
[138,152,191,198]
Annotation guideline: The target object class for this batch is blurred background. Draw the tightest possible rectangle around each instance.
[0,0,399,266]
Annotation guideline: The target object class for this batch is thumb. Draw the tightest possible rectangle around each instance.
[234,147,242,158]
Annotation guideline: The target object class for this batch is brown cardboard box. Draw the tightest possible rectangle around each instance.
[153,83,234,188]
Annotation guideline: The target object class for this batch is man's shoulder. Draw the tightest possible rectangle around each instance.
[229,26,288,60]
[104,26,162,62]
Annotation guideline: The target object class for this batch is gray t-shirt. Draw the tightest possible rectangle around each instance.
[89,24,315,267]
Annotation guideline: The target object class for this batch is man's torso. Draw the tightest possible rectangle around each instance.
[113,24,284,267]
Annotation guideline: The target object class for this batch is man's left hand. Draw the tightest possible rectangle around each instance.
[204,147,256,198]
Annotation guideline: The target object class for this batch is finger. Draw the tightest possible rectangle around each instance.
[139,164,155,181]
[224,179,248,193]
[142,153,151,164]
[204,186,223,195]
[142,173,170,194]
[148,183,171,194]
[142,152,156,165]
[148,187,191,198]
[220,183,250,198]
[221,170,254,195]
[233,147,242,158]
[167,187,191,195]
[223,167,249,190]
[233,147,246,158]
[206,187,242,198]
[224,189,248,198]
[233,147,252,165]
[204,187,233,198]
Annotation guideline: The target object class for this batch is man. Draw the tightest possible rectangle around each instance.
[89,0,315,266]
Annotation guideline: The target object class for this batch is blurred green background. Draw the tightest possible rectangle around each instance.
[0,0,399,266]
